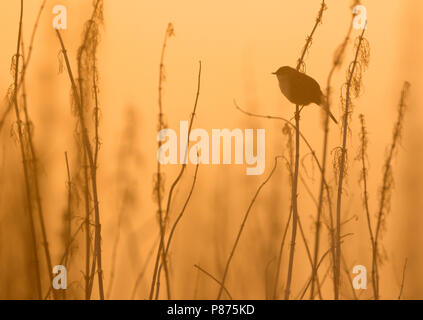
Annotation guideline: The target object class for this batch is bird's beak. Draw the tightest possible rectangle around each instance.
[271,72,276,75]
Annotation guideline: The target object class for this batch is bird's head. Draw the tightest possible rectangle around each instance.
[272,66,294,77]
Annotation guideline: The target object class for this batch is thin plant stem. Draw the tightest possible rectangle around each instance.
[235,103,331,299]
[217,156,282,299]
[77,0,104,300]
[12,0,55,299]
[149,23,175,300]
[157,61,202,299]
[285,0,326,299]
[106,189,128,299]
[310,17,354,299]
[194,264,233,300]
[272,206,292,300]
[358,114,377,297]
[44,221,86,299]
[342,255,358,300]
[155,161,200,299]
[372,82,410,299]
[297,213,322,299]
[63,152,72,268]
[335,25,367,299]
[131,237,159,300]
[18,36,42,300]
[0,0,46,132]
[284,104,300,300]
[398,258,408,300]
[21,42,56,300]
[298,233,352,299]
[55,29,104,300]
[83,149,91,300]
[151,59,202,300]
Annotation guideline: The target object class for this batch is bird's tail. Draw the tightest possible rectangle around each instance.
[326,109,338,124]
[319,93,338,124]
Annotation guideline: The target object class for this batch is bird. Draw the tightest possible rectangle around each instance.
[272,66,338,124]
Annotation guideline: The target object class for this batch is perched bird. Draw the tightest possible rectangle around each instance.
[273,66,337,124]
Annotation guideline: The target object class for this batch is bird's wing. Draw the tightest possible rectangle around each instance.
[290,72,309,105]
[299,72,322,105]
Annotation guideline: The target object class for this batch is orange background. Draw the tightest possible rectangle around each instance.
[0,0,422,299]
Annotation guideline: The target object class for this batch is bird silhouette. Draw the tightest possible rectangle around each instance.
[273,66,337,124]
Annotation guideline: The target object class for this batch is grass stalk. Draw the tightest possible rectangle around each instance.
[55,26,104,299]
[149,23,175,300]
[156,61,202,298]
[310,16,354,299]
[83,149,92,300]
[398,258,408,300]
[194,264,233,300]
[335,25,367,299]
[217,156,281,299]
[358,114,377,296]
[21,36,57,300]
[0,0,46,132]
[155,161,200,300]
[12,0,55,299]
[372,81,410,299]
[284,0,326,300]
